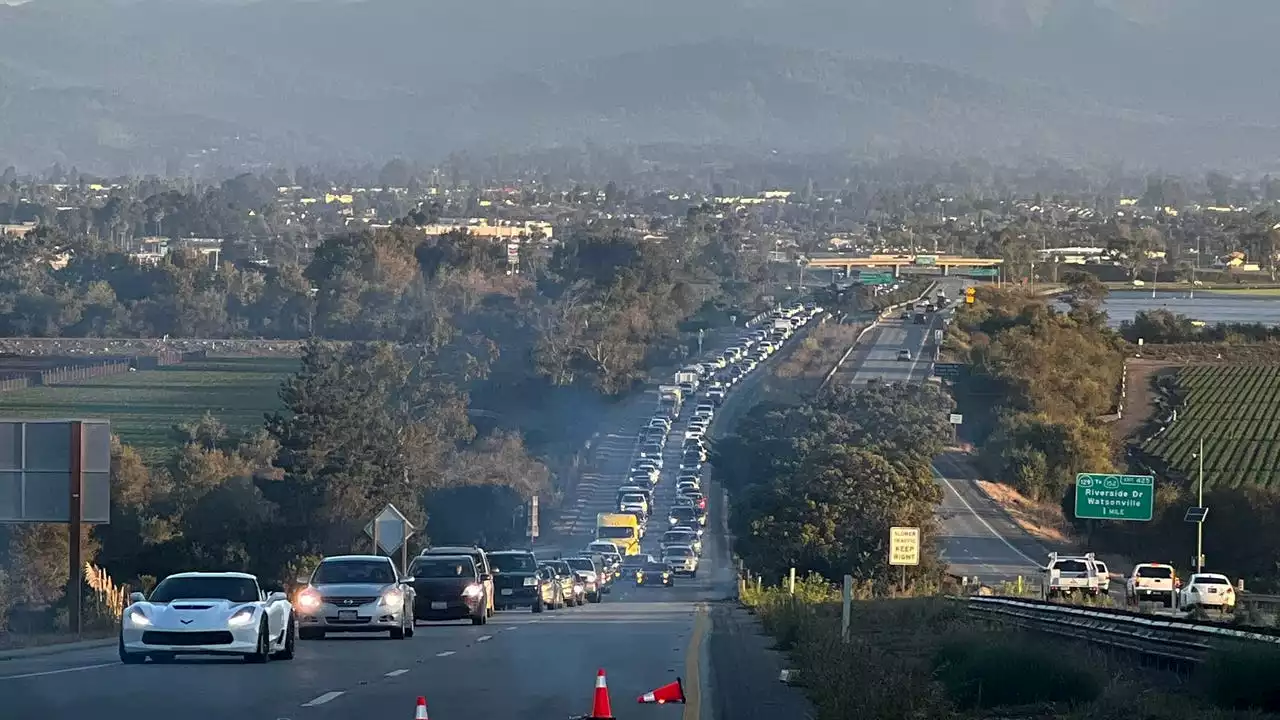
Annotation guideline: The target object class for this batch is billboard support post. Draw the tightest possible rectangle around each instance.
[68,420,84,639]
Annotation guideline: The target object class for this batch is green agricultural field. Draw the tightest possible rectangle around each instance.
[0,357,298,464]
[1141,365,1280,487]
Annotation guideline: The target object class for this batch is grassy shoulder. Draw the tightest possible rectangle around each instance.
[741,578,1280,718]
[752,321,868,404]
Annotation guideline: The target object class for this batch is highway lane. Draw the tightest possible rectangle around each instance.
[830,277,1046,585]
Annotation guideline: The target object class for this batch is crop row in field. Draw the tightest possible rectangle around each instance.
[0,357,298,464]
[1141,365,1280,488]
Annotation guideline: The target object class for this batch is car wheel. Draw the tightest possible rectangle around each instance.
[244,621,271,663]
[471,612,484,626]
[691,570,698,579]
[532,600,544,613]
[390,622,405,639]
[405,617,415,638]
[273,617,297,660]
[118,634,144,664]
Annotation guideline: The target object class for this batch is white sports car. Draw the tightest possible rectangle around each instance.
[119,571,296,664]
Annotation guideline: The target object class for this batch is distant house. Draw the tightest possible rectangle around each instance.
[0,222,37,238]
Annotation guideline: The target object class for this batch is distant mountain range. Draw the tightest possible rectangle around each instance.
[1,0,1277,174]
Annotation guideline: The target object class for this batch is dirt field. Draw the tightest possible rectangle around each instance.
[1112,358,1183,442]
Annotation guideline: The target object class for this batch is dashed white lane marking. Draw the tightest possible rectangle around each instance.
[504,626,517,631]
[0,662,119,681]
[435,651,455,657]
[384,669,409,677]
[476,635,492,642]
[301,691,344,707]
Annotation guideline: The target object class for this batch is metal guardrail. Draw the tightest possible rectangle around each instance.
[964,595,1280,670]
[818,281,938,390]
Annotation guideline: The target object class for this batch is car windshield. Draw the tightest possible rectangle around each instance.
[410,557,475,579]
[588,543,618,555]
[150,576,259,603]
[312,560,397,584]
[598,526,635,539]
[671,508,695,520]
[1194,575,1229,585]
[1138,566,1174,579]
[667,547,693,557]
[622,494,646,503]
[666,533,694,543]
[565,558,594,572]
[484,553,536,573]
[546,561,571,574]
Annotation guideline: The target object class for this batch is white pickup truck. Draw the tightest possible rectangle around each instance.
[1126,563,1179,608]
[1043,552,1107,599]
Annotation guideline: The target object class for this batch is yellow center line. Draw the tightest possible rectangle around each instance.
[683,603,710,720]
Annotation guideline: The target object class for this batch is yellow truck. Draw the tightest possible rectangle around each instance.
[596,513,641,555]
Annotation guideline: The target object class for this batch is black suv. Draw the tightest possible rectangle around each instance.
[418,546,495,617]
[487,550,545,612]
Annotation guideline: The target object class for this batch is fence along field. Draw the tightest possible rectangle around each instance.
[1141,365,1280,488]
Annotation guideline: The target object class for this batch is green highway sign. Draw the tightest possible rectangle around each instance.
[856,273,894,286]
[1074,473,1154,521]
[966,268,998,277]
[915,255,937,266]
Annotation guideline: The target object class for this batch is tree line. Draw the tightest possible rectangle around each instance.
[712,382,956,589]
[0,209,779,635]
[946,280,1124,505]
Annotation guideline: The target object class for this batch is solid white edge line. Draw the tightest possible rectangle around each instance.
[301,691,344,707]
[476,635,492,642]
[435,651,455,657]
[934,467,1042,567]
[384,669,409,677]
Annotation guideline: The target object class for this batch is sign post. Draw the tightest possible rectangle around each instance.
[528,495,540,542]
[0,419,112,638]
[889,526,920,593]
[1074,473,1155,521]
[364,503,417,572]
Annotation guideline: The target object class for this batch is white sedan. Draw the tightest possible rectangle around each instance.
[120,571,296,664]
[1179,573,1237,612]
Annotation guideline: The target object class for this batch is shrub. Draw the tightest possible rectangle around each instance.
[1201,645,1280,712]
[932,631,1105,709]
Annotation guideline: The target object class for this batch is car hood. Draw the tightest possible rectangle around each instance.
[312,582,394,597]
[133,599,256,629]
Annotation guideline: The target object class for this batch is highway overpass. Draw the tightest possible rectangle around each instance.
[805,253,1004,277]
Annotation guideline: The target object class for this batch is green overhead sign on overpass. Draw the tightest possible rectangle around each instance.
[965,268,999,277]
[856,272,894,286]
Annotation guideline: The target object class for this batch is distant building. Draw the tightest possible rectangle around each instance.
[421,219,554,241]
[0,222,37,238]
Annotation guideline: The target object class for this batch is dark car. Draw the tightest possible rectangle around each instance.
[418,546,494,618]
[409,555,487,625]
[668,505,702,528]
[564,556,605,603]
[539,561,582,608]
[487,550,547,612]
[636,560,674,587]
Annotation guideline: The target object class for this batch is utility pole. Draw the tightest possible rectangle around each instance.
[1196,437,1205,573]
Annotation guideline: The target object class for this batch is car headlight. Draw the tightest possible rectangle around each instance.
[663,572,671,579]
[379,587,404,607]
[126,609,151,627]
[668,517,678,525]
[228,608,257,627]
[462,583,484,599]
[523,576,538,587]
[296,589,322,611]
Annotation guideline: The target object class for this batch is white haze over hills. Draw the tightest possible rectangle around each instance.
[1,0,1277,174]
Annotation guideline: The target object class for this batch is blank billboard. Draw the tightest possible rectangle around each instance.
[0,420,111,523]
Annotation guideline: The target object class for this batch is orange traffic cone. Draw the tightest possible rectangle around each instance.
[637,678,686,704]
[414,696,428,720]
[588,668,615,719]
